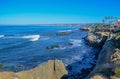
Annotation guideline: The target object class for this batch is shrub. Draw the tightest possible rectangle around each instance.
[88,26,95,32]
[88,24,103,32]
[95,24,103,30]
[115,66,120,76]
[115,34,120,40]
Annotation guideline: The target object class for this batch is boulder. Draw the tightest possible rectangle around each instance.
[56,31,70,36]
[46,45,61,50]
[41,33,53,36]
[0,60,68,79]
[79,28,89,31]
[0,63,2,69]
[90,74,107,79]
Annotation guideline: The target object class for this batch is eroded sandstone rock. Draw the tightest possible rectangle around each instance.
[90,74,107,79]
[110,48,120,63]
[0,60,68,79]
[85,32,108,47]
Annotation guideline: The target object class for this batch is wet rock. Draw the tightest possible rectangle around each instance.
[56,31,71,36]
[46,45,61,50]
[68,43,73,46]
[67,65,72,71]
[41,33,53,36]
[79,28,89,31]
[61,74,68,79]
[115,40,120,48]
[0,63,2,69]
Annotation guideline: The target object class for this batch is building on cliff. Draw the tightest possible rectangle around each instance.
[117,18,120,24]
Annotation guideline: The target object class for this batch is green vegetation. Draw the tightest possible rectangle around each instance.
[103,16,117,26]
[115,66,120,76]
[95,24,103,29]
[87,26,95,31]
[115,34,120,40]
[87,16,119,32]
[88,24,103,32]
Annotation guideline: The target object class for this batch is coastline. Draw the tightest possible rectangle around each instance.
[0,25,120,79]
[0,26,102,79]
[85,27,120,79]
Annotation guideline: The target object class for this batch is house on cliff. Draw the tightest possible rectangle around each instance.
[117,18,120,24]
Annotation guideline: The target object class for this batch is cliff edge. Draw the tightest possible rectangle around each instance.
[87,34,120,79]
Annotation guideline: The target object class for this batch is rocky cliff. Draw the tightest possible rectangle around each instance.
[87,35,120,79]
[0,60,68,79]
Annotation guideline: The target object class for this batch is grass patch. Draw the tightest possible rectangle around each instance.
[115,66,120,76]
[115,35,120,40]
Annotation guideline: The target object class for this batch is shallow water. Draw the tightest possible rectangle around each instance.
[0,26,99,75]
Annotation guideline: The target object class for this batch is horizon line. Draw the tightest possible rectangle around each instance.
[0,22,101,26]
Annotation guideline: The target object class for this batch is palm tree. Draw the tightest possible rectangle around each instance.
[102,19,105,26]
[104,16,116,38]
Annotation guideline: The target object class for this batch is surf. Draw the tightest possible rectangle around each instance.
[21,35,40,41]
[0,35,4,38]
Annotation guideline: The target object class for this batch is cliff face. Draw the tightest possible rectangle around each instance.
[87,37,120,79]
[0,60,68,79]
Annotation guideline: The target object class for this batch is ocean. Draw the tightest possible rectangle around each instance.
[0,25,99,75]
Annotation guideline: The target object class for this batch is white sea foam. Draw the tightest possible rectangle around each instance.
[58,29,72,32]
[69,39,82,47]
[52,39,82,50]
[0,35,4,38]
[65,53,95,73]
[1,35,40,41]
[21,35,40,41]
[62,55,82,67]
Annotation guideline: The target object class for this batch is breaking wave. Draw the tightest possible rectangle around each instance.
[0,35,4,38]
[0,35,40,42]
[58,29,72,32]
[69,39,82,47]
[21,35,40,41]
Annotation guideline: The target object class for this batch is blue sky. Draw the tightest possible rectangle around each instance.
[0,0,120,25]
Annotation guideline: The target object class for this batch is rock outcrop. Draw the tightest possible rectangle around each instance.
[85,32,108,47]
[90,74,107,79]
[46,45,61,50]
[56,31,71,36]
[79,28,90,31]
[0,60,68,79]
[87,37,120,79]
